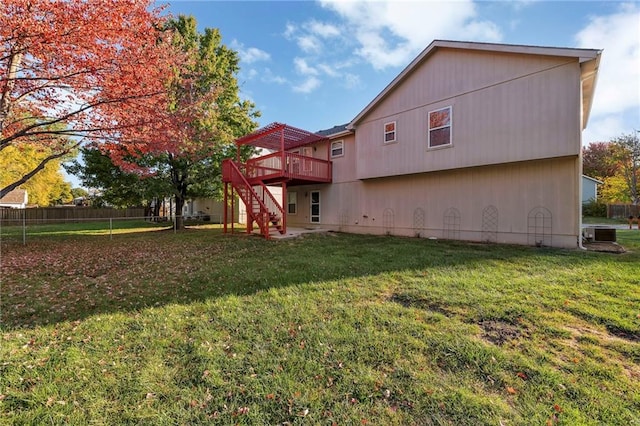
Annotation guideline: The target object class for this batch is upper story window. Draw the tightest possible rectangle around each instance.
[384,121,396,144]
[428,106,452,148]
[331,140,344,158]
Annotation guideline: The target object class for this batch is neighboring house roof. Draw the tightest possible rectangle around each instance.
[582,175,603,184]
[0,189,28,207]
[348,39,601,130]
[316,123,352,138]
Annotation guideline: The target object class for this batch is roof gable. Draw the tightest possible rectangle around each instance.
[349,40,601,130]
[582,175,603,184]
[0,189,28,205]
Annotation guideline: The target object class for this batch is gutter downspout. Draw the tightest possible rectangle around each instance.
[578,168,587,251]
[578,51,601,251]
[578,92,587,251]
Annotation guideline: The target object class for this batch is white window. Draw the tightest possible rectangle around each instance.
[310,191,320,223]
[287,192,297,215]
[331,140,344,158]
[428,106,452,148]
[384,121,396,143]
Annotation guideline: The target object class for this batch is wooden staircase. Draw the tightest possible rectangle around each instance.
[222,159,286,239]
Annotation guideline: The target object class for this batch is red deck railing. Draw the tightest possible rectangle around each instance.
[245,151,332,183]
[222,150,331,238]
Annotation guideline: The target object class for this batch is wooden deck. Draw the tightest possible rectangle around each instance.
[244,151,332,186]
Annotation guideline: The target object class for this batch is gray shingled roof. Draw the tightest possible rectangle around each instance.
[316,123,350,137]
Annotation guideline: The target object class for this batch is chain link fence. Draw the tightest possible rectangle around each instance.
[0,210,224,245]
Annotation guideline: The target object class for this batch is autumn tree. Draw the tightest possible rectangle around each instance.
[107,16,258,229]
[582,142,619,180]
[0,144,72,205]
[610,132,640,205]
[0,0,175,198]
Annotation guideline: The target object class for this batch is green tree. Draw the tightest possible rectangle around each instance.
[610,132,640,205]
[66,147,171,210]
[153,16,259,229]
[70,187,88,200]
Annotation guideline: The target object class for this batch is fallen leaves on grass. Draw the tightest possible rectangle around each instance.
[1,237,224,328]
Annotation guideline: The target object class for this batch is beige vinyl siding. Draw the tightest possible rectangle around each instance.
[355,49,582,180]
[330,134,357,184]
[288,157,580,248]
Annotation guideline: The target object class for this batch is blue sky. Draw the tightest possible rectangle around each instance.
[164,0,640,146]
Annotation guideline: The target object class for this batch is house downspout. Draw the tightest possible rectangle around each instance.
[578,102,587,251]
[578,163,587,251]
[578,53,601,251]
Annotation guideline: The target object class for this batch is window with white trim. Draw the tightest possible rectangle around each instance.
[428,106,452,148]
[384,121,396,143]
[287,192,297,215]
[331,140,344,158]
[310,191,320,223]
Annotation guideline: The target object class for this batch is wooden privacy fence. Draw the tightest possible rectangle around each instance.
[0,207,146,225]
[608,204,639,219]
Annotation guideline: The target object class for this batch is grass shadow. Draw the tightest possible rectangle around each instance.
[1,228,638,330]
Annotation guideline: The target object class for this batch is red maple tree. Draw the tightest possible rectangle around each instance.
[0,0,177,198]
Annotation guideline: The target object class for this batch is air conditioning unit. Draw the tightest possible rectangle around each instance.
[583,226,616,242]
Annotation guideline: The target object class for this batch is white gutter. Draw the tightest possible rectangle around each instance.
[578,172,587,251]
[578,111,587,251]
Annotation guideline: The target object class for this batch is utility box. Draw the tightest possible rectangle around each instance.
[583,226,616,242]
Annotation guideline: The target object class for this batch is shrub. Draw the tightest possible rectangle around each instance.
[582,199,607,217]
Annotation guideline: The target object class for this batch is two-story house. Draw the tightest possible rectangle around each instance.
[222,40,601,248]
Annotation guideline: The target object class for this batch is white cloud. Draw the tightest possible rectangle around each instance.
[287,20,339,53]
[297,35,322,53]
[342,73,362,90]
[317,63,340,77]
[575,3,640,120]
[284,23,297,39]
[293,76,322,94]
[319,0,503,70]
[294,57,319,76]
[284,2,504,93]
[309,20,341,38]
[231,40,271,64]
[261,68,288,85]
[509,0,537,12]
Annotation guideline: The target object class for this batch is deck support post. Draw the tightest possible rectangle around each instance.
[282,181,287,235]
[223,182,228,234]
[280,128,286,176]
[231,184,235,234]
[246,191,253,234]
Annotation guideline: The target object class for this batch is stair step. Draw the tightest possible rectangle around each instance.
[227,162,286,238]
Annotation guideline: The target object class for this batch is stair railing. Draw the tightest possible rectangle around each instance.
[223,159,274,238]
[252,181,286,233]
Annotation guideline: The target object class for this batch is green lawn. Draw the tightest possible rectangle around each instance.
[582,216,630,225]
[1,227,639,425]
